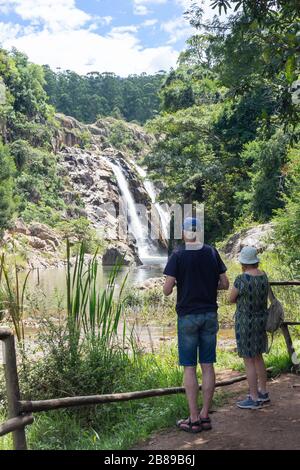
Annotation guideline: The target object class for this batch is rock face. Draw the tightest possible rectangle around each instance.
[3,114,165,268]
[52,114,87,151]
[223,223,275,259]
[2,218,63,269]
[58,143,161,265]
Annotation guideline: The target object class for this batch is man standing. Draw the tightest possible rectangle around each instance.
[163,217,229,433]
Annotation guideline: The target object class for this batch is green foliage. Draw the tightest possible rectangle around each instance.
[43,68,166,125]
[65,241,127,360]
[0,48,55,146]
[8,139,30,171]
[0,253,30,344]
[14,146,66,219]
[145,0,299,244]
[240,131,289,221]
[0,141,15,233]
[106,119,144,153]
[274,143,300,268]
[57,218,103,254]
[186,2,299,127]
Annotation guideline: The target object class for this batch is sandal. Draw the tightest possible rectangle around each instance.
[199,416,212,431]
[176,417,202,434]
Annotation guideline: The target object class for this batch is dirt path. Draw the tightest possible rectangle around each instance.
[134,373,300,450]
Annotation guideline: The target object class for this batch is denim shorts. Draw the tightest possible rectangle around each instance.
[177,312,219,366]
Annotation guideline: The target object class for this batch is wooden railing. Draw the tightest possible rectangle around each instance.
[1,281,300,450]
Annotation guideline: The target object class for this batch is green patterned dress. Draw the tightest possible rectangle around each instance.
[234,273,269,358]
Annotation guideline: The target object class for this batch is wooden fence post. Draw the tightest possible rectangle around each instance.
[281,324,300,373]
[3,334,27,450]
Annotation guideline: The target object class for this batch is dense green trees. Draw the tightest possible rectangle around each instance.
[144,2,299,248]
[0,142,14,233]
[43,68,165,124]
[274,144,300,265]
[0,48,68,231]
[0,0,299,265]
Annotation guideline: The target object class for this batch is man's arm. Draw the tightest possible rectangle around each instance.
[163,276,176,296]
[218,273,230,290]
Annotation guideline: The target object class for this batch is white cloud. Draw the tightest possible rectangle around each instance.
[2,24,178,76]
[133,0,168,16]
[110,25,140,36]
[0,0,91,32]
[142,19,158,27]
[161,16,193,44]
[0,0,183,76]
[175,0,193,8]
[87,16,113,32]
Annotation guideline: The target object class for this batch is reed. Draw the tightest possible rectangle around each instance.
[0,253,30,345]
[65,240,128,358]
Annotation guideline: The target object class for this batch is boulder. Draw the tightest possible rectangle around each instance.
[12,218,30,236]
[29,223,60,247]
[135,276,165,290]
[28,236,47,250]
[102,245,142,266]
[223,223,275,259]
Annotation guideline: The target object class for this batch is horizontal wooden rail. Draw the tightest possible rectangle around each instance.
[19,369,273,414]
[270,281,300,286]
[0,415,34,437]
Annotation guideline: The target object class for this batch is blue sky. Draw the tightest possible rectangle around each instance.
[0,1,227,76]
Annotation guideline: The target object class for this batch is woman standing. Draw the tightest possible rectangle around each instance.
[229,246,270,409]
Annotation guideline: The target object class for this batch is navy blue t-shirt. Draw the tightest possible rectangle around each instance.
[163,244,227,316]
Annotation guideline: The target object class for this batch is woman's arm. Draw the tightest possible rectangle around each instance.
[229,286,239,304]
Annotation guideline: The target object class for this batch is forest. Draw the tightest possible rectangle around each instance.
[0,0,300,451]
[1,0,299,270]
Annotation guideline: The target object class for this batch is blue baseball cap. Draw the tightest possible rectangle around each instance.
[182,217,201,231]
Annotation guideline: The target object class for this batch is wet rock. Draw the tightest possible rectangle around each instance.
[102,246,142,266]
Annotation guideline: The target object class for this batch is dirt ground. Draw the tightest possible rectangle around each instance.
[134,373,300,450]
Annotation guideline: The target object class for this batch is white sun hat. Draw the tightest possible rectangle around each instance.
[238,246,260,264]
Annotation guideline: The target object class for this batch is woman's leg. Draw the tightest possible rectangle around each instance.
[254,354,267,394]
[244,357,259,401]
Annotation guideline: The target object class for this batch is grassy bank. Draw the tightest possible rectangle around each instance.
[0,333,296,451]
[1,246,299,450]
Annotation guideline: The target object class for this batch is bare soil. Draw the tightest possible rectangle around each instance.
[134,373,300,450]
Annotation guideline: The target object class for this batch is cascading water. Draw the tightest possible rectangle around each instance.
[103,157,153,261]
[129,160,170,240]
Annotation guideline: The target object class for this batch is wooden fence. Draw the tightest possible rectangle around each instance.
[1,281,300,450]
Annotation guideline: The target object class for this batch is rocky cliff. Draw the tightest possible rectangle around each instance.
[3,114,166,268]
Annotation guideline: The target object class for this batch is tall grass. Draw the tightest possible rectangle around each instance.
[0,252,30,344]
[65,240,129,358]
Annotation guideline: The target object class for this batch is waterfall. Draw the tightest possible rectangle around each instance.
[103,157,152,260]
[129,160,170,240]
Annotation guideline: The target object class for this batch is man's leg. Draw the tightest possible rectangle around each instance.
[184,366,199,422]
[199,363,215,419]
[198,312,218,420]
